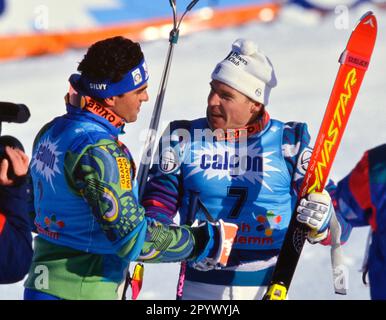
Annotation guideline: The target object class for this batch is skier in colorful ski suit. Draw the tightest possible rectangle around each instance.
[332,143,386,300]
[143,39,349,299]
[23,36,236,300]
[0,146,32,284]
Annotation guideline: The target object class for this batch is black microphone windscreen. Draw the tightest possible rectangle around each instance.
[0,102,30,123]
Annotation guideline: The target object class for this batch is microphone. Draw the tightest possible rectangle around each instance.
[0,102,31,123]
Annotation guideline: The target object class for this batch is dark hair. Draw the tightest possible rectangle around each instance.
[77,36,144,83]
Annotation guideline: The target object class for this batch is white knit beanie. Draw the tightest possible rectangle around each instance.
[211,39,277,106]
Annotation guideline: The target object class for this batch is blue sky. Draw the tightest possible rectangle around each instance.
[89,0,270,24]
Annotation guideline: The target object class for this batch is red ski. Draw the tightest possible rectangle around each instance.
[264,11,377,300]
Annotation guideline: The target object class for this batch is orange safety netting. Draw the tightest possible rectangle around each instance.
[0,4,280,61]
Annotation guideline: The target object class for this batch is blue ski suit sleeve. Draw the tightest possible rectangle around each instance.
[333,145,386,230]
[331,144,386,300]
[70,140,197,263]
[0,181,33,283]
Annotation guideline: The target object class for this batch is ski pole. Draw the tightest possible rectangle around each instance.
[121,0,201,301]
[137,0,200,202]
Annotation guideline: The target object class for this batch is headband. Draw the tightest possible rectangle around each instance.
[69,59,149,99]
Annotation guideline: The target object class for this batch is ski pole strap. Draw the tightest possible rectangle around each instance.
[339,50,370,71]
[362,266,369,286]
[330,210,348,295]
[361,229,372,285]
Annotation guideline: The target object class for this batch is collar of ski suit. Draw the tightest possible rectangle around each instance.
[214,111,271,142]
[65,88,126,136]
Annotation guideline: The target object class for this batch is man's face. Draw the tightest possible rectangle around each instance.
[109,83,149,123]
[206,80,262,131]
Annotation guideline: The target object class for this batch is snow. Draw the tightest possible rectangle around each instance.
[1,5,385,300]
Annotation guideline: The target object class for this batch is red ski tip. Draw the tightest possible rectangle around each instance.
[362,11,376,28]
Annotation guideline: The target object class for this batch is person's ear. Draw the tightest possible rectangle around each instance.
[250,101,264,114]
[104,96,115,108]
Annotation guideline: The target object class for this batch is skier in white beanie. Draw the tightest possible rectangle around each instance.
[206,38,278,132]
[143,38,340,300]
[211,38,277,106]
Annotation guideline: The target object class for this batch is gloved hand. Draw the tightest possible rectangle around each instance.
[189,219,238,271]
[296,190,333,244]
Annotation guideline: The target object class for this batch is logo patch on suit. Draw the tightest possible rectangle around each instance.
[235,211,282,246]
[186,142,281,191]
[116,157,132,190]
[30,136,62,191]
[297,147,312,174]
[159,147,179,174]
